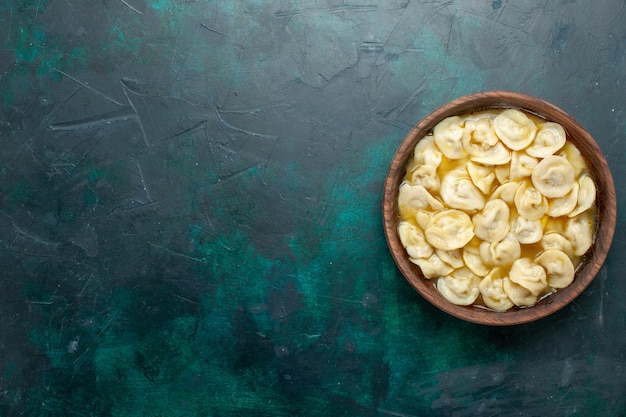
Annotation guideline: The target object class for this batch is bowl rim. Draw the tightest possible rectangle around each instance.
[382,90,617,326]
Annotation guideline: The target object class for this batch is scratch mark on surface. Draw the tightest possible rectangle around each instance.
[71,312,119,379]
[147,241,207,263]
[159,120,207,143]
[360,41,384,53]
[218,107,264,115]
[6,7,12,43]
[135,159,152,202]
[200,22,227,37]
[53,68,124,106]
[122,87,151,147]
[50,107,136,131]
[213,163,264,185]
[12,223,60,247]
[377,409,420,417]
[39,86,83,131]
[174,294,199,304]
[275,4,376,17]
[68,131,106,174]
[120,0,145,14]
[316,294,363,304]
[215,108,277,140]
[34,0,41,21]
[377,81,426,129]
[597,266,607,328]
[23,143,41,165]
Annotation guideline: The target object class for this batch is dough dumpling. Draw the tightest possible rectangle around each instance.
[437,268,481,306]
[471,141,512,166]
[531,155,576,198]
[526,122,566,158]
[565,211,594,256]
[548,182,579,217]
[434,116,466,160]
[436,248,465,269]
[480,232,521,266]
[559,142,587,177]
[503,277,538,307]
[398,221,433,260]
[541,232,575,259]
[568,174,596,218]
[493,109,537,151]
[535,249,575,289]
[462,117,500,159]
[509,258,548,296]
[514,181,548,220]
[398,182,444,217]
[413,253,455,279]
[491,181,520,205]
[415,210,432,230]
[467,161,496,194]
[495,164,510,184]
[473,199,510,243]
[440,168,485,211]
[413,136,443,168]
[509,151,538,181]
[511,216,543,244]
[424,209,475,251]
[479,268,514,311]
[408,164,440,191]
[463,238,491,277]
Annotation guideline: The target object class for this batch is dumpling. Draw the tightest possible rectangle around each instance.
[509,151,538,181]
[433,116,466,160]
[495,164,510,184]
[397,221,434,260]
[535,249,575,289]
[503,277,538,307]
[514,180,549,220]
[408,164,440,191]
[415,209,432,230]
[398,182,444,218]
[467,161,496,194]
[548,182,579,217]
[472,199,510,243]
[511,216,543,244]
[541,232,575,258]
[531,155,576,198]
[559,141,587,177]
[424,209,475,251]
[508,258,548,296]
[565,211,594,256]
[412,135,443,168]
[568,174,596,218]
[463,238,491,277]
[437,268,481,306]
[462,117,500,159]
[440,168,486,211]
[413,253,455,279]
[493,109,537,151]
[436,248,465,269]
[479,232,521,266]
[490,181,520,204]
[479,268,514,311]
[471,141,512,165]
[526,122,566,158]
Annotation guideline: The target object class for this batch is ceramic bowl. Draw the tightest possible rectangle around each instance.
[382,91,616,326]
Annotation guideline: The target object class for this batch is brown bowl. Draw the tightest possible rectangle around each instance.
[382,91,616,326]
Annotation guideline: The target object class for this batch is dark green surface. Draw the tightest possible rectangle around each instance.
[1,0,625,416]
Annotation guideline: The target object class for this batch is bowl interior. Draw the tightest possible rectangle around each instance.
[382,91,616,326]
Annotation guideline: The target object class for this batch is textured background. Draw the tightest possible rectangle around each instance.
[1,0,625,416]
